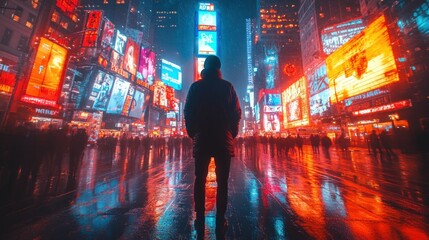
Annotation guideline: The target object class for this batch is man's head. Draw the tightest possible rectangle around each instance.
[204,55,221,70]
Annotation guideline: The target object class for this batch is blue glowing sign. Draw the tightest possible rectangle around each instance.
[106,77,130,114]
[310,89,330,117]
[198,11,217,31]
[198,31,217,55]
[161,59,182,90]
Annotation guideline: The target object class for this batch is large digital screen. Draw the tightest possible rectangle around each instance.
[86,70,114,111]
[265,94,281,106]
[123,39,139,76]
[282,77,309,128]
[23,37,67,107]
[153,81,167,108]
[307,63,328,96]
[198,31,217,55]
[198,11,217,31]
[161,59,182,90]
[321,18,365,55]
[137,48,155,84]
[326,15,400,103]
[101,18,114,49]
[122,85,135,116]
[106,77,130,114]
[129,89,150,119]
[263,113,280,132]
[310,89,330,117]
[114,30,127,55]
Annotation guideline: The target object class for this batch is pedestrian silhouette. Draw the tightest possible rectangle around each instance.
[184,55,241,237]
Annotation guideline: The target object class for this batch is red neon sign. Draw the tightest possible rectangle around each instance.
[352,99,412,116]
[82,11,103,47]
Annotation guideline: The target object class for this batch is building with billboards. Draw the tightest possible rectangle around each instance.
[194,2,219,80]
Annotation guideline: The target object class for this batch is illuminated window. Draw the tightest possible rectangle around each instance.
[116,0,124,4]
[1,28,13,46]
[51,11,59,23]
[26,14,36,29]
[71,14,78,22]
[12,6,23,22]
[319,13,325,18]
[103,0,108,3]
[60,20,68,29]
[32,0,40,9]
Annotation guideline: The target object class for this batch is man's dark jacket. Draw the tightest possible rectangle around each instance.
[184,71,241,157]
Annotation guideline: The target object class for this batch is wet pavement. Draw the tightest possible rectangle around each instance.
[1,143,428,239]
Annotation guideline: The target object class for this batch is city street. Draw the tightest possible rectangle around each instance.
[1,143,428,239]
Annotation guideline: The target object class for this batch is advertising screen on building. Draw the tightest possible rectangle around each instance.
[161,59,182,90]
[282,77,309,128]
[198,11,217,31]
[0,57,16,94]
[265,94,281,106]
[198,31,217,55]
[23,37,67,107]
[307,63,328,96]
[129,89,149,119]
[137,48,155,84]
[326,15,400,103]
[123,39,139,76]
[310,89,330,117]
[153,81,167,108]
[106,77,130,114]
[196,57,205,79]
[122,85,135,116]
[110,50,122,73]
[199,2,214,11]
[82,10,103,47]
[264,113,280,132]
[114,30,127,55]
[255,103,260,123]
[101,18,114,49]
[86,70,114,111]
[321,18,365,55]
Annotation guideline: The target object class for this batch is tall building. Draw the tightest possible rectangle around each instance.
[0,0,42,115]
[256,0,301,91]
[298,0,361,73]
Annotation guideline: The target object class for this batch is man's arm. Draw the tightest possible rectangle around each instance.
[229,84,241,138]
[184,84,196,138]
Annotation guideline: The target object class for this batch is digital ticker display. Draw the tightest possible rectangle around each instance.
[161,59,182,90]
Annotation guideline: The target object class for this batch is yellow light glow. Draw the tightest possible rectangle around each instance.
[326,15,400,103]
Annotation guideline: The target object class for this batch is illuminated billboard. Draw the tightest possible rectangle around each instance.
[161,59,182,90]
[101,18,114,49]
[122,85,135,116]
[153,81,167,108]
[263,113,280,132]
[265,94,281,106]
[23,37,67,107]
[110,50,122,73]
[196,57,205,79]
[199,2,214,11]
[129,89,150,119]
[198,11,217,31]
[137,48,155,84]
[0,58,16,94]
[198,31,217,55]
[114,30,127,55]
[326,15,400,103]
[82,10,103,47]
[123,39,139,76]
[321,18,365,55]
[86,70,114,111]
[307,63,328,96]
[310,89,330,117]
[106,77,130,114]
[282,77,309,128]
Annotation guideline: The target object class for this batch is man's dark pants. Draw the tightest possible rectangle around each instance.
[194,154,231,218]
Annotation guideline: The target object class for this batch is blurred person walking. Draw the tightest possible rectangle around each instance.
[184,55,241,237]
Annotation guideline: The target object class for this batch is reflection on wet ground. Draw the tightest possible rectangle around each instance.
[0,144,428,239]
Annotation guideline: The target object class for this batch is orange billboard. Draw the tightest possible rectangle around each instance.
[22,37,67,107]
[281,76,310,128]
[326,15,400,103]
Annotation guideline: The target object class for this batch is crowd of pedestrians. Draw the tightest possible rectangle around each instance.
[0,124,88,202]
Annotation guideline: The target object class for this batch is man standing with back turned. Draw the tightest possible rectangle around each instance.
[184,55,241,236]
